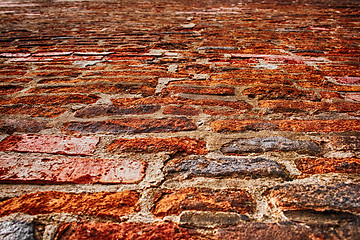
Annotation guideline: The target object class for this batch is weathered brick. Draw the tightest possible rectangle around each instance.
[0,94,100,106]
[180,211,249,228]
[56,222,203,240]
[0,190,139,218]
[242,86,318,100]
[107,137,207,155]
[0,154,145,184]
[74,105,160,118]
[265,183,360,213]
[334,76,360,85]
[172,78,293,86]
[0,221,34,240]
[211,119,360,133]
[259,100,360,113]
[162,86,235,95]
[0,119,47,134]
[319,91,344,100]
[152,188,255,217]
[221,137,320,155]
[63,118,197,134]
[345,93,360,102]
[0,85,24,95]
[164,156,286,179]
[0,77,33,83]
[297,81,360,92]
[295,158,360,174]
[0,134,99,156]
[163,106,200,116]
[328,136,360,151]
[0,105,66,117]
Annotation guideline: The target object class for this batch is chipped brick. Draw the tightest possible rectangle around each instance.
[243,86,318,100]
[295,158,360,174]
[63,118,197,134]
[107,137,207,155]
[0,134,99,156]
[163,105,200,116]
[152,188,255,217]
[0,191,139,218]
[74,105,160,118]
[164,156,286,179]
[0,155,146,184]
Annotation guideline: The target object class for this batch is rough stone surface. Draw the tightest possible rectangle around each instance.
[0,191,139,218]
[0,134,99,156]
[221,137,320,155]
[295,157,360,174]
[180,211,249,228]
[328,136,360,151]
[165,156,286,179]
[0,155,146,184]
[74,105,160,118]
[0,119,47,134]
[0,221,34,240]
[152,188,255,217]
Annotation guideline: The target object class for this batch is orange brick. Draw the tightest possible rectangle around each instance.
[295,158,360,174]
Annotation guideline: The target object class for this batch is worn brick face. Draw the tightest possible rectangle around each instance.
[152,188,255,217]
[295,158,360,174]
[0,119,47,134]
[163,105,200,116]
[74,105,160,118]
[242,86,318,100]
[0,134,99,156]
[0,155,146,184]
[107,137,207,155]
[162,86,235,95]
[0,105,66,117]
[0,191,139,218]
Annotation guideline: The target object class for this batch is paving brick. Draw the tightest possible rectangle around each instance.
[0,190,139,218]
[107,137,207,155]
[164,156,286,179]
[0,119,47,134]
[74,105,160,118]
[0,221,34,240]
[242,86,318,100]
[221,137,320,155]
[63,118,197,134]
[0,134,99,156]
[211,119,360,133]
[295,157,360,174]
[265,183,360,213]
[0,105,66,118]
[163,105,200,116]
[152,188,255,217]
[56,222,203,240]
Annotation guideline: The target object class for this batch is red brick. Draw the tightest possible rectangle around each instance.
[295,158,360,174]
[297,81,360,92]
[163,105,200,116]
[0,134,99,156]
[0,105,66,118]
[0,191,139,218]
[0,94,100,106]
[0,85,24,95]
[162,86,235,95]
[26,71,80,77]
[107,137,207,155]
[152,188,255,217]
[63,118,197,134]
[211,119,360,133]
[56,222,203,240]
[74,105,160,118]
[242,86,318,100]
[0,155,145,184]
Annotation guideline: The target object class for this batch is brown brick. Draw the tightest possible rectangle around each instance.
[211,119,360,133]
[319,91,344,100]
[163,106,200,116]
[152,188,255,217]
[295,158,360,174]
[0,85,24,95]
[242,86,318,100]
[180,211,250,228]
[0,119,47,134]
[162,86,235,95]
[107,137,207,155]
[74,105,160,118]
[297,81,360,92]
[0,155,146,184]
[328,136,360,151]
[0,191,139,218]
[56,222,203,240]
[0,94,100,106]
[169,78,293,87]
[265,183,360,213]
[63,118,197,134]
[0,105,66,117]
[0,134,99,156]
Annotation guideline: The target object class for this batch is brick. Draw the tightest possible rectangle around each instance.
[56,222,203,240]
[107,137,207,155]
[164,156,286,179]
[0,190,139,218]
[162,86,235,95]
[0,77,33,83]
[0,85,23,95]
[297,81,360,92]
[0,134,99,156]
[0,221,34,240]
[259,100,360,113]
[26,71,80,77]
[180,211,249,228]
[173,77,293,86]
[221,137,320,155]
[74,105,160,118]
[328,136,360,151]
[265,183,360,213]
[0,94,100,106]
[152,188,255,217]
[163,106,200,116]
[0,119,46,134]
[242,86,318,100]
[211,119,360,133]
[334,76,360,85]
[0,105,66,117]
[295,158,360,174]
[345,93,360,102]
[63,118,197,134]
[0,155,145,184]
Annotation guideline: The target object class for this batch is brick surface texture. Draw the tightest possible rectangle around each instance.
[0,0,359,239]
